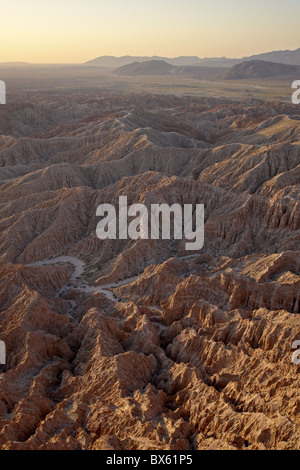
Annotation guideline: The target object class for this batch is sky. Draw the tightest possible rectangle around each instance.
[1,0,300,63]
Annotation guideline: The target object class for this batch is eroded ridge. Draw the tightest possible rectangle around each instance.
[0,92,299,450]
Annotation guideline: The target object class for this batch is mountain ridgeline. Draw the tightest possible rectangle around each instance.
[85,47,300,67]
[112,59,300,80]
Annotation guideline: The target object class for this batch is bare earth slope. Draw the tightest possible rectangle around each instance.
[113,60,177,76]
[0,91,299,450]
[222,60,300,80]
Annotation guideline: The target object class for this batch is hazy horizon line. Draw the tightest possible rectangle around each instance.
[1,46,299,66]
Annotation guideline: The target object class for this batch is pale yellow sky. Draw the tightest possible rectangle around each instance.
[1,0,300,63]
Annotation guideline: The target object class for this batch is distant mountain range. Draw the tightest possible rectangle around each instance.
[113,60,225,79]
[85,48,300,67]
[113,60,177,76]
[85,55,214,67]
[222,60,300,80]
[113,59,300,80]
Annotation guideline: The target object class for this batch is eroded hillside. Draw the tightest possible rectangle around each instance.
[0,91,299,450]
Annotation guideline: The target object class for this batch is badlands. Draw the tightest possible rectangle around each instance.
[0,90,299,450]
